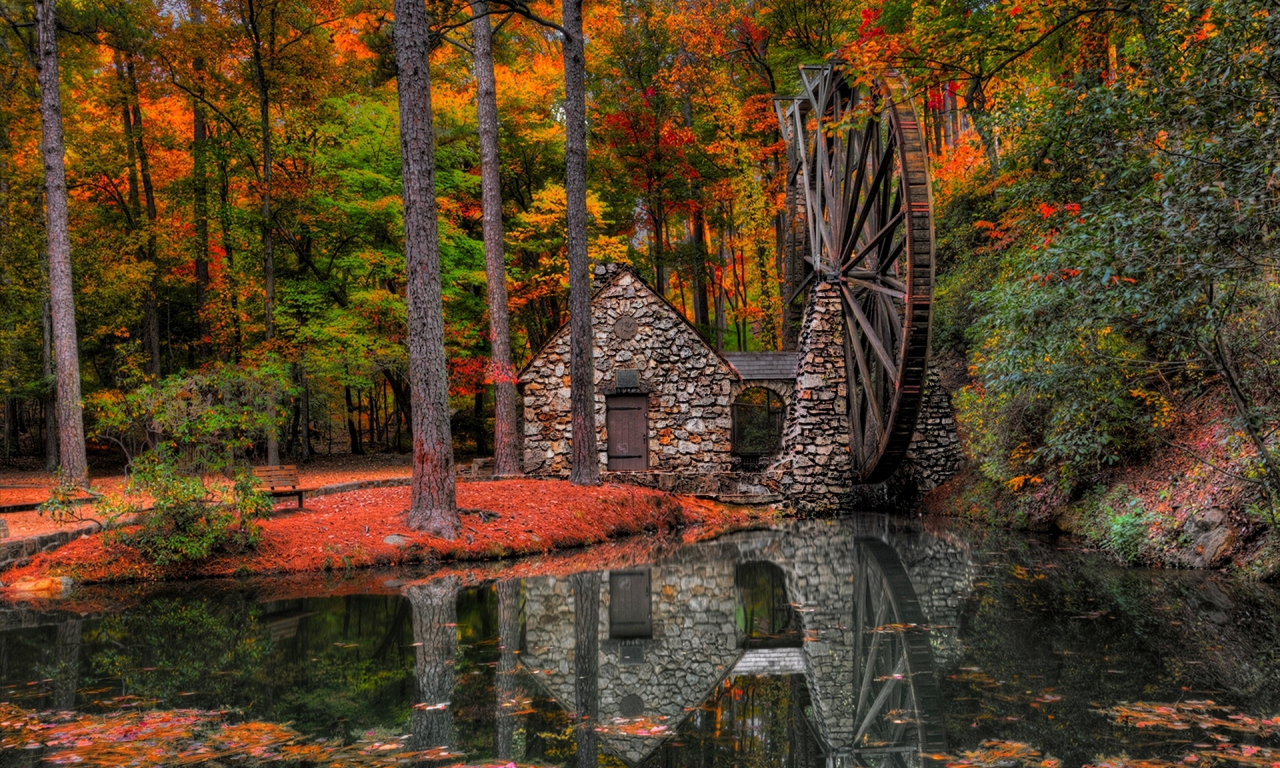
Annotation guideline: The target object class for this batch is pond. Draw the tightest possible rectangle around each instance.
[3,515,1280,767]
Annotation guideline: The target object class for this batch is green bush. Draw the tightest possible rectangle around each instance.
[103,454,271,566]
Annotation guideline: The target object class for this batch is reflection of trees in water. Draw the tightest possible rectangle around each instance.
[641,674,823,768]
[496,579,521,760]
[572,571,600,768]
[408,578,459,762]
[88,597,270,710]
[940,530,1280,767]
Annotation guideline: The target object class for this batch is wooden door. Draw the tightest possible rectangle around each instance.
[606,394,648,470]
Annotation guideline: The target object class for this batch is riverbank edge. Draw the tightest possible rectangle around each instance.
[0,479,782,594]
[922,463,1280,579]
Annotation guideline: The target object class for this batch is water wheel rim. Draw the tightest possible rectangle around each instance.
[836,70,934,485]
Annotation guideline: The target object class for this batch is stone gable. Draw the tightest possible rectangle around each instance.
[519,265,740,477]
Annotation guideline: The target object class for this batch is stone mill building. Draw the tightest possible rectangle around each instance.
[516,263,960,506]
[518,263,797,494]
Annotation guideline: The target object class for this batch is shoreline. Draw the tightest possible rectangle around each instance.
[0,479,779,593]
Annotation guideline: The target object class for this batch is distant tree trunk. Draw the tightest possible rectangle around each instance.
[395,0,458,535]
[125,61,162,380]
[298,363,311,461]
[244,6,279,465]
[473,391,487,456]
[495,578,520,761]
[35,0,87,487]
[562,0,598,487]
[691,209,710,329]
[472,0,520,478]
[345,384,364,455]
[191,2,211,359]
[714,236,726,352]
[216,156,242,361]
[572,571,599,768]
[408,578,458,760]
[2,397,15,457]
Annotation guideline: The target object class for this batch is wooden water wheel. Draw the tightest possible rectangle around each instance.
[849,537,947,767]
[776,65,935,484]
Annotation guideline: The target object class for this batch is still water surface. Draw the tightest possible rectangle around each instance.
[3,515,1280,767]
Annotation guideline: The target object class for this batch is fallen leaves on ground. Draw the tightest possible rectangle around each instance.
[2,480,771,586]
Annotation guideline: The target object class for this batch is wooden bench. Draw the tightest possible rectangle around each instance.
[252,465,315,509]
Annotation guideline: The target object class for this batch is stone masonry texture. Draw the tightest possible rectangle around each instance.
[519,264,740,477]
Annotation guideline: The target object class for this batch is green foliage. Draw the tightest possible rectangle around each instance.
[1071,486,1178,565]
[87,363,293,473]
[945,0,1280,501]
[105,454,271,565]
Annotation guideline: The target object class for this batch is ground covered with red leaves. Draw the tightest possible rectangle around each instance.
[0,455,418,539]
[2,480,770,586]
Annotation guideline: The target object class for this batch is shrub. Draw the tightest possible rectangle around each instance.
[103,454,271,566]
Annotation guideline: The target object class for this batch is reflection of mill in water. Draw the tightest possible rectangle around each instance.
[404,517,955,768]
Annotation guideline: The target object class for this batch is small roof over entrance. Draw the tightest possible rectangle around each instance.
[723,352,798,381]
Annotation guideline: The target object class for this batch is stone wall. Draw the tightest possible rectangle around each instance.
[519,265,739,477]
[900,365,963,493]
[776,282,852,512]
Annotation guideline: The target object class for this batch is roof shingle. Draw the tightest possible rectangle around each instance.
[723,352,798,381]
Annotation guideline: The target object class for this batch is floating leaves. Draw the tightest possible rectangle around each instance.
[0,702,553,767]
[942,739,1061,768]
[1101,702,1280,738]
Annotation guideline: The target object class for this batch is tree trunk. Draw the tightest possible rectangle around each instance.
[495,578,520,761]
[473,390,487,456]
[299,363,311,461]
[43,298,57,472]
[345,384,364,455]
[394,0,458,535]
[572,571,599,768]
[35,0,88,487]
[562,0,598,487]
[2,396,15,457]
[217,156,242,361]
[191,2,211,359]
[713,236,726,352]
[408,578,459,762]
[472,0,521,478]
[247,14,280,465]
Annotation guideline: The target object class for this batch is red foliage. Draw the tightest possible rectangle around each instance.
[1,480,768,586]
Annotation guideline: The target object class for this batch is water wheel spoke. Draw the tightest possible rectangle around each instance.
[845,336,865,465]
[855,655,909,745]
[845,278,905,300]
[844,302,884,435]
[848,132,896,262]
[879,237,907,277]
[842,286,899,384]
[854,582,890,720]
[840,120,877,263]
[844,209,904,272]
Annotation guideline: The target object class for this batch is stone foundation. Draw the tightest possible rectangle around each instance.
[776,282,853,512]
